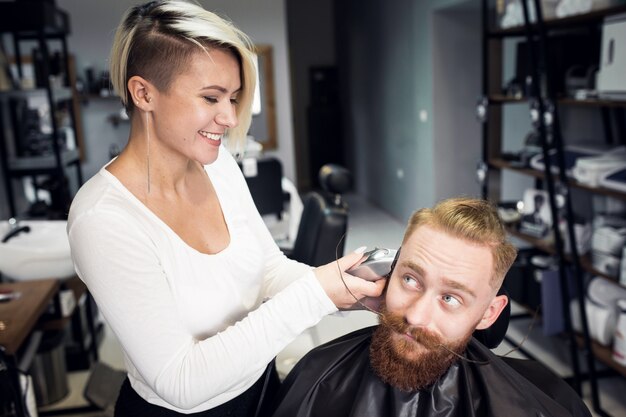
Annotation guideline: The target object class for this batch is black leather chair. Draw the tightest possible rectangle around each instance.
[284,164,352,267]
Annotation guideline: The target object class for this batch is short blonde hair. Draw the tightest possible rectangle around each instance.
[403,197,517,288]
[109,0,256,147]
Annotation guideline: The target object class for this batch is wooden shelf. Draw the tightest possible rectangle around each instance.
[489,94,527,104]
[505,226,625,287]
[559,98,626,108]
[490,158,626,201]
[575,334,626,378]
[0,86,73,102]
[488,3,626,37]
[6,148,80,176]
[488,95,626,108]
[506,225,555,253]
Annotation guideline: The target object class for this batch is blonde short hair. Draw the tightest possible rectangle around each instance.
[109,0,256,147]
[403,197,518,288]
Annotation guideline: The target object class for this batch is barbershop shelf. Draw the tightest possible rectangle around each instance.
[488,95,527,104]
[575,335,626,378]
[482,1,626,413]
[0,86,73,102]
[489,158,626,201]
[488,95,626,108]
[487,3,626,37]
[6,148,80,176]
[558,98,626,108]
[505,226,624,287]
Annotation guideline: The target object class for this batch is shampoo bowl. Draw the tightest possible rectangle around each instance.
[0,220,74,281]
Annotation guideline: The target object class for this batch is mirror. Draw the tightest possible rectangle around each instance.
[247,44,277,150]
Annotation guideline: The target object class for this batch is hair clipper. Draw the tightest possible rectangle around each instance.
[348,247,399,281]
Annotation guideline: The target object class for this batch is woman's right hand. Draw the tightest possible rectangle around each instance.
[314,249,387,310]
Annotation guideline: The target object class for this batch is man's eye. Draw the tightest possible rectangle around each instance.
[402,275,419,288]
[204,96,218,104]
[442,294,461,307]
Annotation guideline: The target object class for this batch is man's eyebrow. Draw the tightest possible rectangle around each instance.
[403,260,477,298]
[441,278,476,298]
[402,261,425,277]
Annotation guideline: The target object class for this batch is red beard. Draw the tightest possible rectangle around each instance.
[369,307,472,392]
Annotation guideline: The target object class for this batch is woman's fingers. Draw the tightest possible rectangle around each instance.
[314,249,387,310]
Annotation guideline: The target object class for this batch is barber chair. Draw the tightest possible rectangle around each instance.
[283,164,352,267]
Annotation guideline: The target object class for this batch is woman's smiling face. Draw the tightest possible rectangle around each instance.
[150,48,241,165]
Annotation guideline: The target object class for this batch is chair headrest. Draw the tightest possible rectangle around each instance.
[319,164,352,194]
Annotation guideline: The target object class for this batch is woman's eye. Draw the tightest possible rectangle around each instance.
[204,96,218,104]
[442,294,461,307]
[230,98,239,105]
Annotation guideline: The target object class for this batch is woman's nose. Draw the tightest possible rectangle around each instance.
[215,103,238,128]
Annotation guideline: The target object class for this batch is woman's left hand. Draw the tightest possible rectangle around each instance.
[314,250,387,310]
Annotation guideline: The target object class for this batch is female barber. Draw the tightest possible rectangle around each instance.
[66,1,385,415]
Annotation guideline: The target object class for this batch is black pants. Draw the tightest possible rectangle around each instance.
[114,362,280,417]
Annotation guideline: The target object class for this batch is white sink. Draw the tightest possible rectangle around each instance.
[0,220,75,281]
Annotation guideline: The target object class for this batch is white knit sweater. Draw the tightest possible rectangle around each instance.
[67,147,336,413]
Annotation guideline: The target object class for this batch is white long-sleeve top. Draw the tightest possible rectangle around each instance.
[67,146,337,413]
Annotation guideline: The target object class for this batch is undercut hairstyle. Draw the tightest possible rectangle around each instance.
[403,197,518,289]
[109,0,256,147]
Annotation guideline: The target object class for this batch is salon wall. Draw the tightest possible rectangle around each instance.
[432,6,482,202]
[55,0,297,182]
[336,0,484,222]
[286,0,336,191]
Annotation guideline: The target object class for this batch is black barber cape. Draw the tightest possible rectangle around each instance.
[270,326,591,417]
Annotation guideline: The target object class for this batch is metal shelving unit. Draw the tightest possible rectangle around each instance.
[0,1,83,219]
[479,1,626,416]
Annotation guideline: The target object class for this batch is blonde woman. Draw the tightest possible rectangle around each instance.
[67,1,385,415]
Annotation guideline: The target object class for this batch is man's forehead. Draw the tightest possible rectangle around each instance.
[396,258,478,298]
[399,225,493,290]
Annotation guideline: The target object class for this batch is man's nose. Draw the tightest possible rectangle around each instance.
[404,295,434,328]
[215,103,238,128]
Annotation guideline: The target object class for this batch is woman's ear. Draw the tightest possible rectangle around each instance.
[127,76,154,110]
[475,294,508,330]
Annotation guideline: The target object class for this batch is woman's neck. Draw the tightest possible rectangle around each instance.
[113,132,203,200]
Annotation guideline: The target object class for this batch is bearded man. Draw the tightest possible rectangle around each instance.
[269,197,591,417]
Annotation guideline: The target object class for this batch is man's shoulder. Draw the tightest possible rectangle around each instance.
[465,340,591,417]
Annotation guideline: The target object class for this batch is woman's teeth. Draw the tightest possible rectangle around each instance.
[200,131,221,141]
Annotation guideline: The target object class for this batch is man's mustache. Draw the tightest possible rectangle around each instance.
[379,308,444,351]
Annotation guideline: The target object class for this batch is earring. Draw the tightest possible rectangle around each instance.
[145,111,151,194]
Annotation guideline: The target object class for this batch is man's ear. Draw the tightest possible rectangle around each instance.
[475,294,508,330]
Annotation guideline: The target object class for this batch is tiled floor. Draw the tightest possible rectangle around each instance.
[42,193,626,416]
